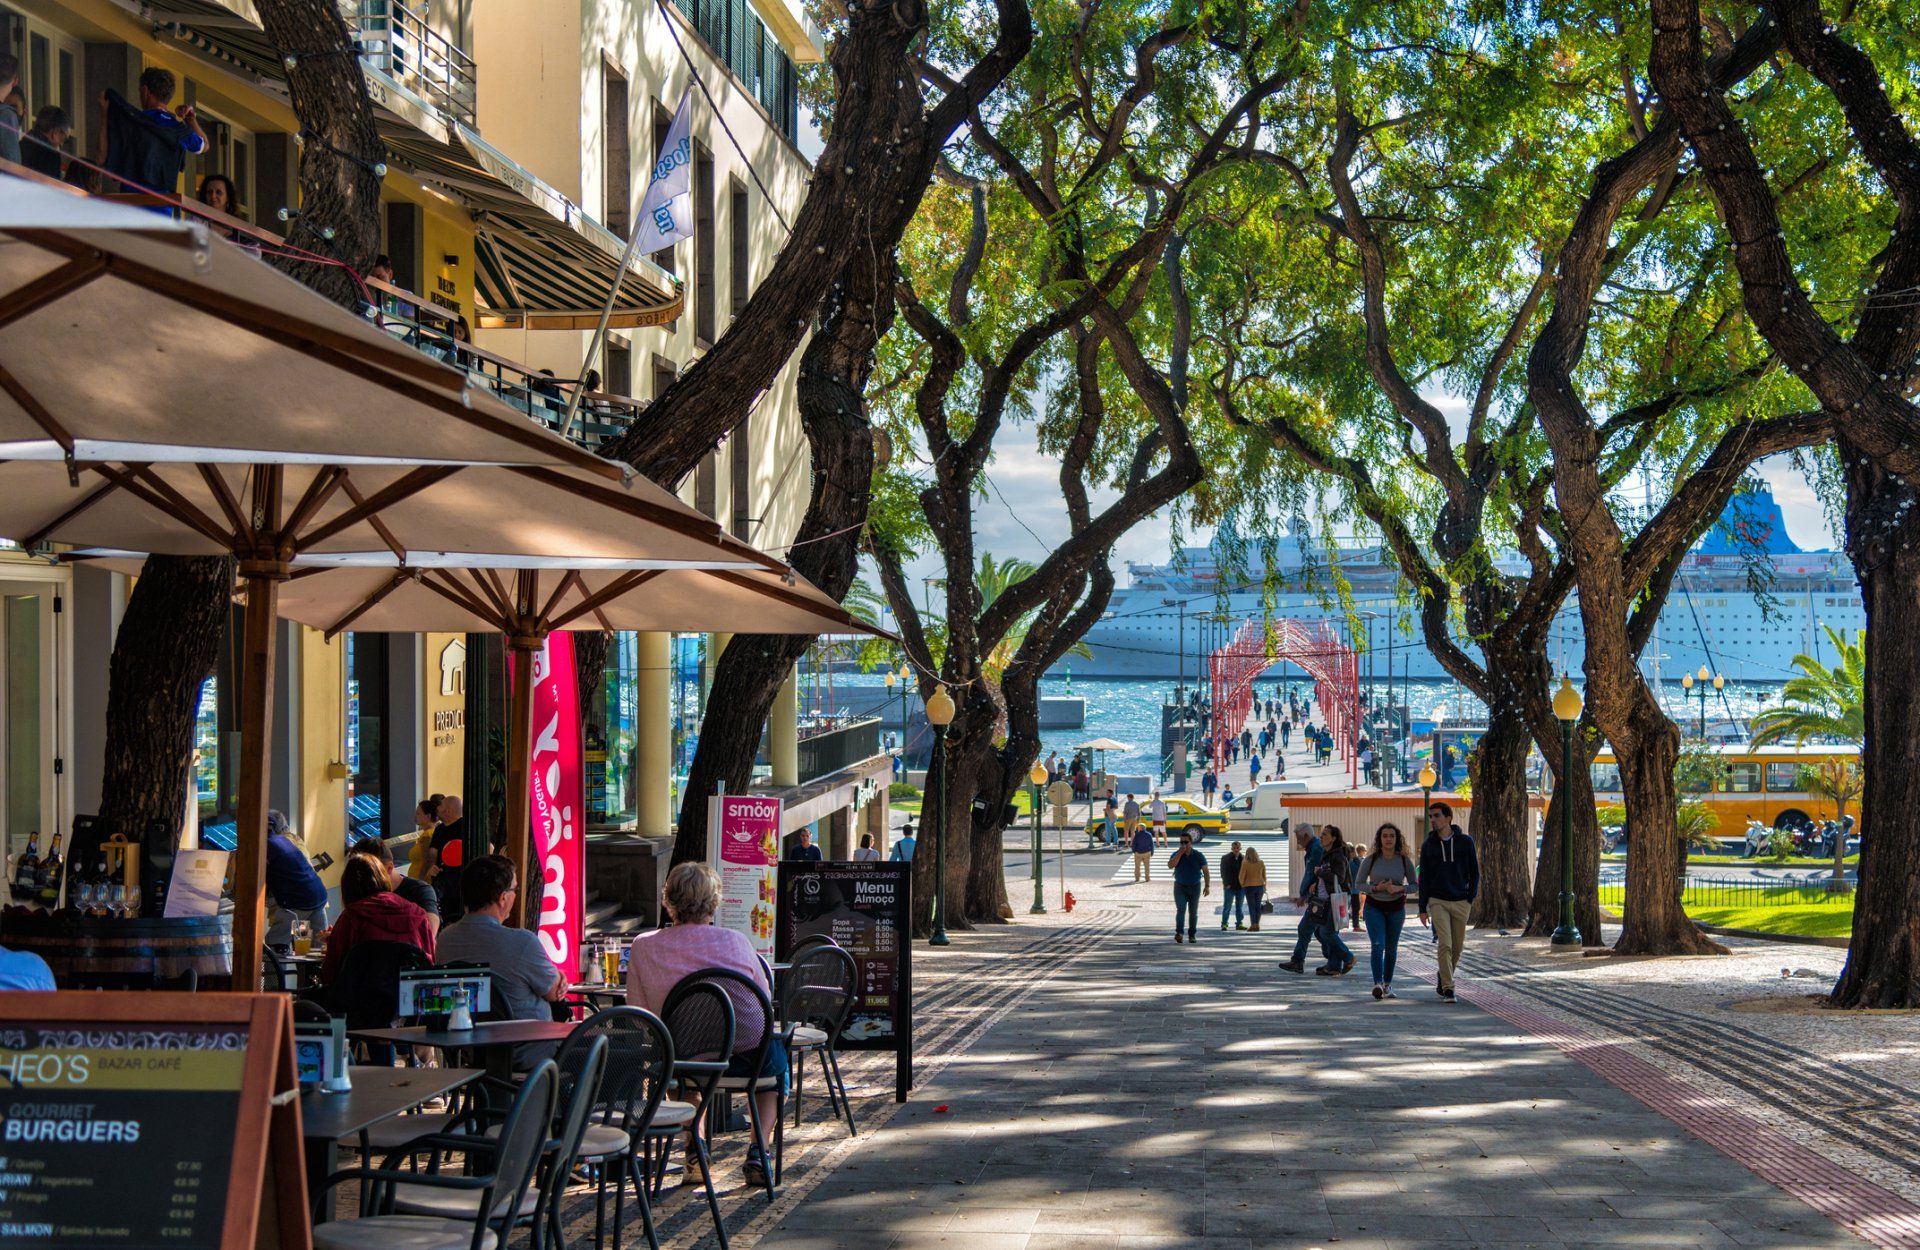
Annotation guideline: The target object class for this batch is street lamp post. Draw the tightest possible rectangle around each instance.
[1681,665,1723,739]
[1551,676,1584,947]
[1419,763,1435,817]
[1028,761,1048,914]
[925,685,956,946]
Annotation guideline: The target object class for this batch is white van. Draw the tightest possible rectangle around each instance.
[1222,782,1298,830]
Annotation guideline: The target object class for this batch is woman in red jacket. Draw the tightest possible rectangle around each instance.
[321,856,435,981]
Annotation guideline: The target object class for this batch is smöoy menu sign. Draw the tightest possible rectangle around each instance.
[776,861,913,1100]
[0,992,308,1249]
[707,793,782,956]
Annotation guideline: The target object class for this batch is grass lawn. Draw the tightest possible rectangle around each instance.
[1601,882,1855,938]
[1687,900,1855,938]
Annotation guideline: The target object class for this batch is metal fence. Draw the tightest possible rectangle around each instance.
[796,717,881,783]
[1599,876,1851,909]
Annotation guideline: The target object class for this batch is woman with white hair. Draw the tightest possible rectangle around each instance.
[627,862,788,1188]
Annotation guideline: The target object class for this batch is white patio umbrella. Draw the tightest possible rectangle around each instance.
[0,175,738,987]
[270,558,884,921]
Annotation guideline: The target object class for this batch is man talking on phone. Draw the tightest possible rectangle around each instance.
[1168,832,1211,944]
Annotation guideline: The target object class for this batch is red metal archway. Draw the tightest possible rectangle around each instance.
[1208,620,1360,786]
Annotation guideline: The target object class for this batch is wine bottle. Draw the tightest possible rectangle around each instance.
[37,834,63,910]
[12,831,39,903]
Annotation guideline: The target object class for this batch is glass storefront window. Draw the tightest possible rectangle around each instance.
[346,634,389,840]
[586,633,638,828]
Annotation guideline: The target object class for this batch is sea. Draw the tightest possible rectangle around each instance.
[825,673,1787,778]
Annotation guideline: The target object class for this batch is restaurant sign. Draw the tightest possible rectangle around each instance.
[527,633,583,980]
[707,794,780,956]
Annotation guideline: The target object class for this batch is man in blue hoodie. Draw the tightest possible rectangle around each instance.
[1417,801,1478,1002]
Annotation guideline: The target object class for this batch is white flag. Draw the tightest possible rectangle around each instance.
[632,90,695,254]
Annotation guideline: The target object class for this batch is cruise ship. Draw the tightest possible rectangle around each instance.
[1065,489,1864,683]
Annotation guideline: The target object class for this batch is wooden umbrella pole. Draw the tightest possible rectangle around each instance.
[503,630,542,929]
[231,470,286,992]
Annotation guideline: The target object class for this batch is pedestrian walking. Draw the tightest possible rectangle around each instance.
[1169,832,1210,943]
[1122,793,1142,847]
[1278,824,1326,971]
[1280,718,1291,750]
[1417,800,1478,1003]
[1357,823,1417,999]
[1219,841,1245,930]
[1238,847,1268,929]
[1248,754,1260,788]
[1280,825,1355,975]
[1102,792,1120,849]
[1201,767,1218,806]
[1149,790,1169,848]
[1131,821,1155,883]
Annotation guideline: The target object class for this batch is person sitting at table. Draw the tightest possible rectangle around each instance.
[627,862,788,1190]
[264,810,329,948]
[321,857,435,983]
[435,855,566,1063]
[349,837,440,940]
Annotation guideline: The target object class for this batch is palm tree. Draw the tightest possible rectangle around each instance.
[1748,627,1865,747]
[1800,757,1863,891]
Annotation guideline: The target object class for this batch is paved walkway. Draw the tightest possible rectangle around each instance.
[736,833,1902,1250]
[540,830,1918,1250]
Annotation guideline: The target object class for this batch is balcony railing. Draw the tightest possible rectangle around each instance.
[348,1,478,125]
[364,282,640,450]
[795,717,882,784]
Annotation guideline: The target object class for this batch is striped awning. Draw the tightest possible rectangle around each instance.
[380,124,683,330]
[145,1,682,330]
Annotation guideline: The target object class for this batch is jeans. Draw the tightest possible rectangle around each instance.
[1314,916,1354,967]
[1242,886,1265,923]
[1363,903,1406,986]
[1221,886,1245,928]
[1173,882,1202,936]
[1289,905,1340,964]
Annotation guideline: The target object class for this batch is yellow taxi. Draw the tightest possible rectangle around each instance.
[1083,794,1230,844]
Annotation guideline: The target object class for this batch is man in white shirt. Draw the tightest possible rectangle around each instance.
[1149,791,1169,848]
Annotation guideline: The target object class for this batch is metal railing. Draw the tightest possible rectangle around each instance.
[361,281,640,449]
[795,717,882,783]
[1599,876,1852,910]
[348,1,478,124]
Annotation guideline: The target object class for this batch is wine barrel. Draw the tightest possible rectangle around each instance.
[0,910,233,990]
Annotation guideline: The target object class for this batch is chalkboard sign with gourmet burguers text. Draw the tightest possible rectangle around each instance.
[776,861,913,1101]
[0,993,308,1250]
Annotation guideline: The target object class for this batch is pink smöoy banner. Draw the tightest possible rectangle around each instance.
[524,632,584,980]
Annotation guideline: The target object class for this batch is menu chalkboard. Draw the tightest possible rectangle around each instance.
[0,993,307,1250]
[776,861,913,1101]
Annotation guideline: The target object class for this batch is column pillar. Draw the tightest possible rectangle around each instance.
[770,665,798,787]
[703,633,730,698]
[636,632,672,837]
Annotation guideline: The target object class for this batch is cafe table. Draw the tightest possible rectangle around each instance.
[347,1019,579,1084]
[300,1065,482,1221]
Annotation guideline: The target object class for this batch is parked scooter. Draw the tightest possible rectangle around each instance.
[1743,818,1772,858]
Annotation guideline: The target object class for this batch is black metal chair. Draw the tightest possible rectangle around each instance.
[781,944,859,1136]
[392,1035,609,1250]
[565,1007,676,1250]
[312,1060,558,1250]
[686,967,783,1201]
[655,979,736,1250]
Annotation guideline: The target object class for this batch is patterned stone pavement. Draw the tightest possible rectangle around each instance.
[509,834,1917,1250]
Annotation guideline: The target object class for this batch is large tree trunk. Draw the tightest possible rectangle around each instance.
[1466,677,1534,930]
[1832,454,1920,1006]
[911,727,978,938]
[99,557,233,846]
[670,279,880,865]
[1610,696,1722,955]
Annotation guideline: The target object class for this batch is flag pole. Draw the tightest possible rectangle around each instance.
[562,89,694,442]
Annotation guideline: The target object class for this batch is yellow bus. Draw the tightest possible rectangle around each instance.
[1590,743,1860,842]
